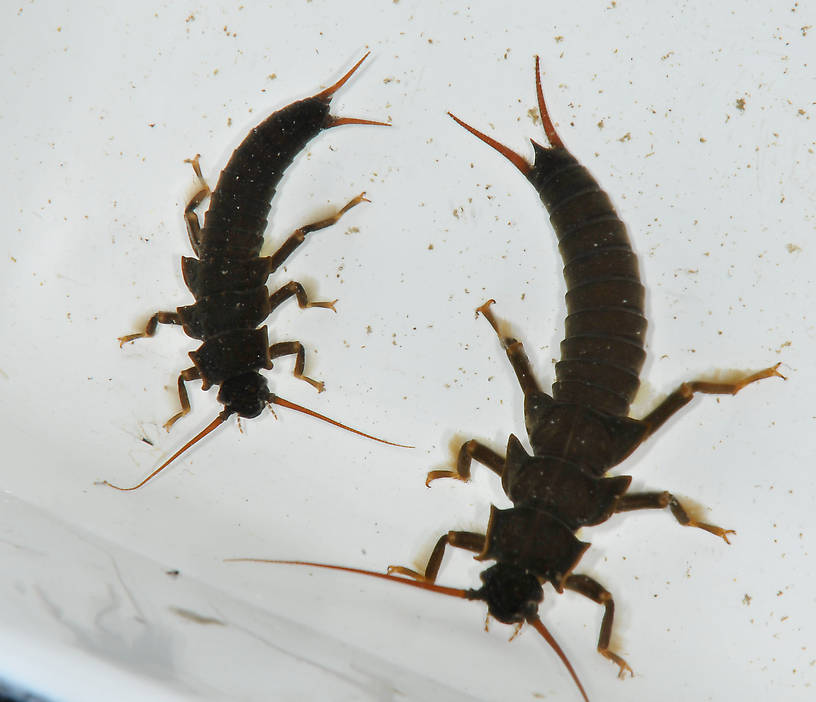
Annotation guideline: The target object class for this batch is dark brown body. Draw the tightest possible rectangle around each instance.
[118,57,382,427]
[484,140,651,592]
[531,143,646,417]
[178,97,334,406]
[109,56,400,491]
[389,59,781,694]
[228,60,781,702]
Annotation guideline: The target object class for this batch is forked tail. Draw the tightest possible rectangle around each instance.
[316,52,391,129]
[448,56,647,417]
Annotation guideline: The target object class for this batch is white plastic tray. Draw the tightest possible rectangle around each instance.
[1,2,813,700]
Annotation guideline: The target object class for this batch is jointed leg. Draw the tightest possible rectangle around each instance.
[268,281,337,314]
[266,192,369,272]
[269,341,324,392]
[183,154,211,256]
[426,439,505,486]
[564,574,633,678]
[163,366,201,431]
[120,155,207,347]
[476,300,543,397]
[615,491,735,544]
[387,531,486,583]
[118,311,182,347]
[641,363,784,439]
[425,299,541,487]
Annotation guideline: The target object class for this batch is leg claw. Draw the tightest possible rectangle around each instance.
[307,299,339,313]
[690,521,736,544]
[425,470,466,487]
[602,650,634,679]
[475,299,496,318]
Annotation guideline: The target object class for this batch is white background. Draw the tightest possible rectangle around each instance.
[1,1,814,701]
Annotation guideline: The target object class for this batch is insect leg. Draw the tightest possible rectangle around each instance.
[269,341,324,392]
[388,531,486,583]
[640,363,784,439]
[118,311,183,347]
[163,367,201,431]
[268,281,337,314]
[426,440,505,486]
[266,192,369,273]
[477,299,543,396]
[425,300,540,485]
[563,574,634,679]
[183,154,210,256]
[615,491,735,543]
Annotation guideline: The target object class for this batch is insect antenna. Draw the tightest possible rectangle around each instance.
[225,558,469,598]
[227,558,590,702]
[103,415,225,491]
[103,394,410,492]
[530,616,590,702]
[269,395,413,448]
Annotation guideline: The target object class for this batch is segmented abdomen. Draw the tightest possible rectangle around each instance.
[528,146,646,416]
[198,97,330,263]
[182,97,332,386]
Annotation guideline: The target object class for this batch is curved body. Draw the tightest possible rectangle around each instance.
[474,142,652,596]
[231,60,780,702]
[110,56,400,491]
[445,102,654,596]
[387,59,781,697]
[178,97,334,399]
[195,97,331,262]
[493,143,650,583]
[529,143,646,418]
